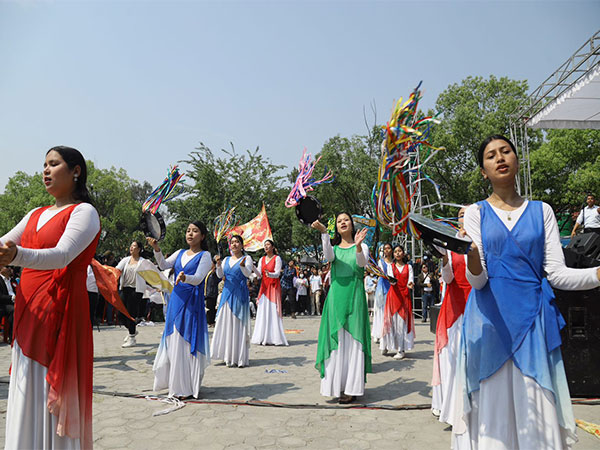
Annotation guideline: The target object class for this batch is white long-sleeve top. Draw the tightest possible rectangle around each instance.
[320,232,369,267]
[441,252,469,285]
[154,249,212,286]
[216,254,254,279]
[386,261,414,286]
[464,201,600,291]
[256,255,282,279]
[0,203,100,270]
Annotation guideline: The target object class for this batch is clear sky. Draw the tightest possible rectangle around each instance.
[1,0,598,192]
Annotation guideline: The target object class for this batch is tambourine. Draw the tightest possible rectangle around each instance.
[408,213,472,254]
[140,211,166,241]
[295,195,323,226]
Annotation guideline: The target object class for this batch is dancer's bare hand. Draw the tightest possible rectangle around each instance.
[146,237,160,252]
[355,228,368,247]
[311,220,327,233]
[0,241,17,266]
[175,271,186,285]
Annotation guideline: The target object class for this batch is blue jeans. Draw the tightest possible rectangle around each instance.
[421,292,434,321]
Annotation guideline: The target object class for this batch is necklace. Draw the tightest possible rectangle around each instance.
[507,210,512,221]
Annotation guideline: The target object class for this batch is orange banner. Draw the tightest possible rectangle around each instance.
[226,204,273,252]
[90,259,134,321]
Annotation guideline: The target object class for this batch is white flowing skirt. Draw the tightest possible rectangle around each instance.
[153,326,211,398]
[451,360,576,450]
[371,305,384,340]
[250,295,288,346]
[379,312,414,353]
[431,315,462,420]
[5,341,80,450]
[210,302,250,367]
[320,329,365,397]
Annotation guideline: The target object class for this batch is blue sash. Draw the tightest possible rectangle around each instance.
[163,250,209,356]
[374,260,391,309]
[217,257,250,324]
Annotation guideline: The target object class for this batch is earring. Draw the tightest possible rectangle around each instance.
[74,175,79,182]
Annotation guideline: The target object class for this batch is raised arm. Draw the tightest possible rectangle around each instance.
[463,204,488,290]
[240,255,254,278]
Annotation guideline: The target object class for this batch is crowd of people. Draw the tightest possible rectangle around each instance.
[1,138,600,449]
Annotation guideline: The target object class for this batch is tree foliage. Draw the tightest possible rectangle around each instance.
[427,75,537,207]
[530,129,600,213]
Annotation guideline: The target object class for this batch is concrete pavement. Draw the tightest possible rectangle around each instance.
[0,317,598,449]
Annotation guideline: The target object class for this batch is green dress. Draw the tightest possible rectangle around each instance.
[315,244,372,381]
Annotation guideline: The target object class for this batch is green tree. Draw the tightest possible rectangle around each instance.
[427,75,538,207]
[0,171,53,236]
[530,129,600,216]
[163,143,289,256]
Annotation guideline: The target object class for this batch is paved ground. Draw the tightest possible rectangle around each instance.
[0,317,598,449]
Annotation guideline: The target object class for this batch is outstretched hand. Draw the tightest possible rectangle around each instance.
[355,228,368,247]
[311,220,327,233]
[0,241,17,266]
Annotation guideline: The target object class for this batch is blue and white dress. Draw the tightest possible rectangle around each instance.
[451,200,600,450]
[210,255,254,367]
[371,259,391,341]
[153,249,212,398]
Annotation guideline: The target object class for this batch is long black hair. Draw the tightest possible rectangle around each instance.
[477,135,517,168]
[331,212,356,246]
[190,220,209,251]
[46,146,93,204]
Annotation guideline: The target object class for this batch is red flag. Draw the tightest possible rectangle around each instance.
[90,259,134,321]
[226,204,273,252]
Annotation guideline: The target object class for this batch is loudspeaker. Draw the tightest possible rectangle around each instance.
[554,287,600,398]
[566,232,600,260]
[563,247,599,269]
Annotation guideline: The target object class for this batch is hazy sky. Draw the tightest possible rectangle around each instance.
[1,0,598,192]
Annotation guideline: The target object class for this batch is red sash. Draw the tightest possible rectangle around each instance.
[257,256,282,317]
[13,205,99,448]
[432,252,471,386]
[383,263,413,335]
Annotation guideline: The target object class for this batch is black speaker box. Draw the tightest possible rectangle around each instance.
[554,287,600,398]
[566,232,600,260]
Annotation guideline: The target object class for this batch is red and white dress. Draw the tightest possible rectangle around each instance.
[380,262,414,354]
[1,203,100,449]
[431,251,470,422]
[251,255,288,346]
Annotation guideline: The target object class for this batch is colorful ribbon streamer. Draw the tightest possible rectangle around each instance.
[371,83,444,237]
[142,166,185,214]
[213,206,238,243]
[285,149,334,208]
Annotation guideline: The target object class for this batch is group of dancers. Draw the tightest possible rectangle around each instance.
[1,136,599,449]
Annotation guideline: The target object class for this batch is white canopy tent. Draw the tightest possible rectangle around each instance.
[510,30,600,197]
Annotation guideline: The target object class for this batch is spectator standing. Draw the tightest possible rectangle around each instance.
[571,193,600,236]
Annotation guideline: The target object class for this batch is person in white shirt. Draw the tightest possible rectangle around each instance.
[571,193,600,236]
[309,266,323,315]
[294,271,309,315]
[86,264,99,326]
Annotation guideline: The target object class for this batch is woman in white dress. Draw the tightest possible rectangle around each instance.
[451,135,600,449]
[147,221,212,399]
[210,235,254,367]
[251,240,288,346]
[380,245,415,359]
[371,243,393,343]
[0,146,100,449]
